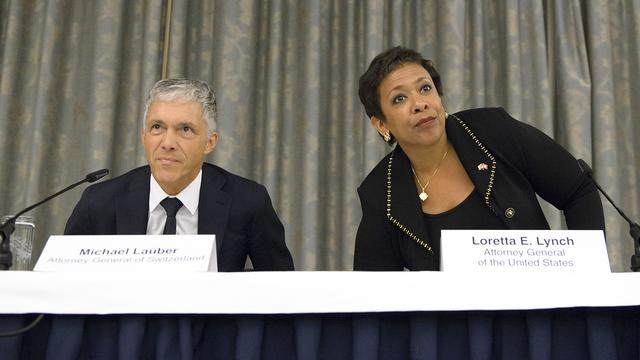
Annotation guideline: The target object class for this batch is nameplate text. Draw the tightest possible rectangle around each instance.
[440,230,609,273]
[34,235,216,272]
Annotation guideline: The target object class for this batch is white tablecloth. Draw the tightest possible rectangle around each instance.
[1,271,638,314]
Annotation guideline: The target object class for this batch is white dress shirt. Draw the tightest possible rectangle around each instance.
[146,170,202,235]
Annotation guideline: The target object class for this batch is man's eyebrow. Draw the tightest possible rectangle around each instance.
[175,121,197,127]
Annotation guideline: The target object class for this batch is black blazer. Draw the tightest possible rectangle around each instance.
[65,163,294,271]
[354,107,605,271]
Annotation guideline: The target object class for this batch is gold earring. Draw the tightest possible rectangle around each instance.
[383,132,391,142]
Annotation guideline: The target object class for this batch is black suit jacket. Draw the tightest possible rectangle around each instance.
[65,163,294,271]
[354,107,605,271]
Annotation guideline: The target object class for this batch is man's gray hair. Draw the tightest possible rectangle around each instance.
[143,78,217,134]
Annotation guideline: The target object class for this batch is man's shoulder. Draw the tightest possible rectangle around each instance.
[202,163,268,194]
[84,165,150,196]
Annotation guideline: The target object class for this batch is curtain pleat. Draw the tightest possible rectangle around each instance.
[0,0,638,271]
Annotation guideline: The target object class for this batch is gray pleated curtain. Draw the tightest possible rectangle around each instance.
[1,0,638,271]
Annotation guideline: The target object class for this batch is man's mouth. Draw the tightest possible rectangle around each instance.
[157,157,179,165]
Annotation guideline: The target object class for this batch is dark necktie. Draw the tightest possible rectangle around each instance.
[160,197,183,235]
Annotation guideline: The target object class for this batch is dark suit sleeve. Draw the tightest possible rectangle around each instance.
[246,186,294,271]
[505,110,605,231]
[353,187,404,271]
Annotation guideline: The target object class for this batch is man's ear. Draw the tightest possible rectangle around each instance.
[204,132,218,155]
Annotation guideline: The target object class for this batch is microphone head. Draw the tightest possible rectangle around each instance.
[85,169,109,183]
[577,159,593,176]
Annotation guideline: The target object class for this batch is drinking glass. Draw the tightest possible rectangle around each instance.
[1,215,35,271]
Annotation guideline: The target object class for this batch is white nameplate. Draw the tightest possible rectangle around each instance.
[441,230,609,273]
[34,235,216,272]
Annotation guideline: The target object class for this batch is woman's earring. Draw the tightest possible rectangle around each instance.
[383,132,391,142]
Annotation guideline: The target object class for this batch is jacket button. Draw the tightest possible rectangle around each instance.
[505,208,515,218]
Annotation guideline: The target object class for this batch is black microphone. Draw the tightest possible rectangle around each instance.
[0,169,109,270]
[85,168,109,183]
[577,159,640,271]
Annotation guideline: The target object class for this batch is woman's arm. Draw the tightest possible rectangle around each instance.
[353,187,404,270]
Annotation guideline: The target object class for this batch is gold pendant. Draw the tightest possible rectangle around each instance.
[419,192,428,201]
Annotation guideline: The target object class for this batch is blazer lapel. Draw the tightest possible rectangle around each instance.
[388,147,434,253]
[386,114,499,253]
[197,164,231,255]
[116,167,151,234]
[446,114,497,208]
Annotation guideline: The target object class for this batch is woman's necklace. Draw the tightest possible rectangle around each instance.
[410,146,450,202]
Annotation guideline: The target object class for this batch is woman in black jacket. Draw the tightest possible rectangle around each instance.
[354,46,605,271]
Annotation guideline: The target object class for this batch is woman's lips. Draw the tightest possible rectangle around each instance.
[415,116,436,127]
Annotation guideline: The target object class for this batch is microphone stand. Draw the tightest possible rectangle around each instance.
[630,224,640,272]
[0,169,109,338]
[578,159,640,272]
[0,169,108,270]
[592,181,640,271]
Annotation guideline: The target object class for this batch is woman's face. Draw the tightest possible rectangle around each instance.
[372,62,446,149]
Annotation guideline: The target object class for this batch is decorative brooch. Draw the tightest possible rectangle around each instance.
[477,163,489,171]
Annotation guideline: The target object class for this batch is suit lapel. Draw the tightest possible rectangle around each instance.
[387,114,498,253]
[198,164,231,255]
[116,167,151,234]
[388,147,433,251]
[446,114,497,208]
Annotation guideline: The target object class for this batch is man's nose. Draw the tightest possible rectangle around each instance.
[160,130,178,150]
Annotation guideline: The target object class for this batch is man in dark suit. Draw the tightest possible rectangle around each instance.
[65,78,294,271]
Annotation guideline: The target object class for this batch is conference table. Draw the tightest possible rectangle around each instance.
[1,271,639,359]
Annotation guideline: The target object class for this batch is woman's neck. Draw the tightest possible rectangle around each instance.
[403,136,450,174]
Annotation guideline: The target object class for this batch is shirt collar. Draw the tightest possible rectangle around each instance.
[148,170,202,215]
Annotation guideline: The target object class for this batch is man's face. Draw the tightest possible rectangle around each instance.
[142,100,217,195]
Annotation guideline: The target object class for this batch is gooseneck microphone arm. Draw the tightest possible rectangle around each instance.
[0,169,109,270]
[577,159,640,272]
